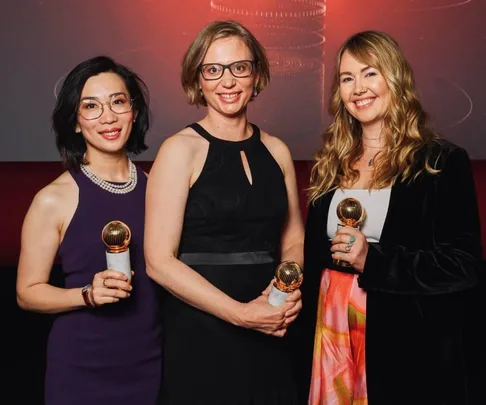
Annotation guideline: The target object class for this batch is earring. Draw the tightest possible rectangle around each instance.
[348,115,353,125]
[253,88,258,97]
[199,88,204,99]
[133,119,136,123]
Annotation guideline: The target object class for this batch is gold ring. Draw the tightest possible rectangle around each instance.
[345,244,352,252]
[103,279,108,288]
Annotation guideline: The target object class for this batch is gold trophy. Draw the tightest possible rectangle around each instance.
[334,198,366,267]
[101,220,132,281]
[268,261,303,307]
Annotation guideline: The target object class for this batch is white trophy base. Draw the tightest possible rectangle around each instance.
[268,285,289,307]
[106,249,131,281]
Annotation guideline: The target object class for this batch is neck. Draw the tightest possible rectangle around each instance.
[361,121,385,149]
[203,110,252,141]
[84,150,130,182]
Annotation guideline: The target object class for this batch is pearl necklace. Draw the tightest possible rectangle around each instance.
[80,158,137,194]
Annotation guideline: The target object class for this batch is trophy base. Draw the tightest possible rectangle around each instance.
[106,249,132,281]
[333,258,352,267]
[268,286,289,307]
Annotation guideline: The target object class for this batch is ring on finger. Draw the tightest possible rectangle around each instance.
[345,243,352,252]
[103,279,108,288]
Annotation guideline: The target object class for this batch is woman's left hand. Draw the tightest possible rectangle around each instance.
[261,279,302,326]
[283,288,302,326]
[331,226,369,272]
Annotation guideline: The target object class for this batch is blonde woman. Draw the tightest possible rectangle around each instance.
[294,31,482,405]
[145,21,304,404]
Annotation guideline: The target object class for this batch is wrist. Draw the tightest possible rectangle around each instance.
[228,301,247,327]
[81,284,95,308]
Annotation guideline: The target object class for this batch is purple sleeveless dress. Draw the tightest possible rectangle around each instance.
[45,166,162,405]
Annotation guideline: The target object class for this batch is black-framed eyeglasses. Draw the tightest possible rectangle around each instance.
[199,60,255,81]
[78,92,133,120]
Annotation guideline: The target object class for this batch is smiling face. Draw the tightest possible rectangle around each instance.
[339,50,391,131]
[75,72,135,155]
[199,36,258,118]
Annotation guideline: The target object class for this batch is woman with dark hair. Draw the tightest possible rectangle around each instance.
[53,56,150,170]
[144,20,304,404]
[293,30,482,404]
[16,56,162,405]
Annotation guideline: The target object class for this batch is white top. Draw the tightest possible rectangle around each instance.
[327,188,392,242]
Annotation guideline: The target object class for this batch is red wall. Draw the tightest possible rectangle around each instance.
[1,160,485,265]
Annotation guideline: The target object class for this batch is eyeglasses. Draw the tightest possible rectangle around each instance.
[199,60,255,81]
[78,93,133,120]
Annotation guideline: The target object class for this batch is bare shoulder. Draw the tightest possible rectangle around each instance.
[260,130,294,172]
[151,127,209,182]
[26,171,77,224]
[157,127,207,158]
[33,171,75,206]
[261,130,292,155]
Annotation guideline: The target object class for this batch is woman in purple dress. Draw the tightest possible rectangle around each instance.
[16,56,162,405]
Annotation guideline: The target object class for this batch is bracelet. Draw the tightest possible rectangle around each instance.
[81,284,95,308]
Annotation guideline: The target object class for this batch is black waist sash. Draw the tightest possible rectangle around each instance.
[178,250,276,266]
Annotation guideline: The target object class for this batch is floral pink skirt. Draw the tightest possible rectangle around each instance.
[309,269,368,405]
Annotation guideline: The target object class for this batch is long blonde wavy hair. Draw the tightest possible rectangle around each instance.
[308,30,439,204]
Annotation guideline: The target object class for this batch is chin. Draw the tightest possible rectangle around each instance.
[102,141,128,153]
[358,117,384,127]
[223,103,249,115]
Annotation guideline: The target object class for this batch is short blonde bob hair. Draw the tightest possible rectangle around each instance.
[181,20,270,106]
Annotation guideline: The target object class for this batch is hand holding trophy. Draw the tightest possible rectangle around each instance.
[101,220,132,282]
[334,198,366,267]
[268,261,303,307]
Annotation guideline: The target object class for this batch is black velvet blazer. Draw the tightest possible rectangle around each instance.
[291,140,483,405]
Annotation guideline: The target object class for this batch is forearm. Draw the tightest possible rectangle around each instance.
[358,243,481,294]
[281,242,304,268]
[146,257,244,325]
[17,284,87,314]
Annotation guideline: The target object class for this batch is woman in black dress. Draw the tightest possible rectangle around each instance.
[145,20,304,404]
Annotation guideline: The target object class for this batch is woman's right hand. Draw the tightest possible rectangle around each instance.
[238,294,296,337]
[89,269,132,306]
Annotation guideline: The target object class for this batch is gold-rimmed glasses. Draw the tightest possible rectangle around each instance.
[78,92,133,120]
[199,60,255,81]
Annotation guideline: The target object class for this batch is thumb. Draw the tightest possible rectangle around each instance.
[262,279,275,296]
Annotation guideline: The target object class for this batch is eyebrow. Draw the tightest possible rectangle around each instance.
[80,92,126,101]
[339,65,372,77]
[200,59,253,66]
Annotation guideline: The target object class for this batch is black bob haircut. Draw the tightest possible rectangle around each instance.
[53,55,150,170]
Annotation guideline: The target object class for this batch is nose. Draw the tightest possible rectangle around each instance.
[220,67,236,87]
[99,103,117,124]
[353,78,367,95]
